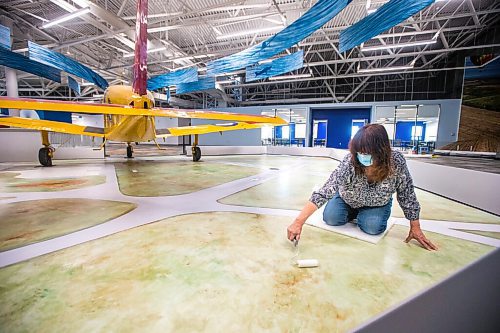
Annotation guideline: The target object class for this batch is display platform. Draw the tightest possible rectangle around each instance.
[0,152,498,332]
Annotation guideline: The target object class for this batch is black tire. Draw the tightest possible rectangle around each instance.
[126,145,133,158]
[38,147,52,167]
[192,146,201,162]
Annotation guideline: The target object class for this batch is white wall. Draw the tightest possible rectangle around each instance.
[71,114,103,128]
[154,117,180,145]
[382,123,395,140]
[71,114,182,145]
[0,129,102,162]
[193,106,263,146]
[407,159,500,215]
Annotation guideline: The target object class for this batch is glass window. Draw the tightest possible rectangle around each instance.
[411,125,423,140]
[295,124,306,139]
[282,126,290,139]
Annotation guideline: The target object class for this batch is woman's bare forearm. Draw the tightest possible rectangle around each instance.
[294,201,319,225]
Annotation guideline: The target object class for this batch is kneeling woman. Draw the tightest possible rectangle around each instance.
[287,124,437,251]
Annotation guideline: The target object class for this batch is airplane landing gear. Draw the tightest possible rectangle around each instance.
[39,130,54,167]
[126,143,134,158]
[192,146,201,162]
[192,134,201,162]
[38,147,53,167]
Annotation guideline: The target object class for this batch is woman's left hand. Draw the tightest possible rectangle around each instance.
[405,220,438,251]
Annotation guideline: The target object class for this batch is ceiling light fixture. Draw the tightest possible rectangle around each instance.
[123,46,167,58]
[42,7,91,28]
[216,26,283,40]
[357,64,414,74]
[122,12,183,20]
[114,35,135,50]
[268,73,312,80]
[361,39,437,52]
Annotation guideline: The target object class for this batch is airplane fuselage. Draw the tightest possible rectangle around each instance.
[102,85,157,142]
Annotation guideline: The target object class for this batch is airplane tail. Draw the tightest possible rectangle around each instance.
[132,0,148,96]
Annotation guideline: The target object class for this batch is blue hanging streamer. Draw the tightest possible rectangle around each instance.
[0,47,61,82]
[246,50,304,82]
[339,0,435,53]
[207,0,351,75]
[28,41,108,89]
[176,77,215,95]
[0,24,10,50]
[147,67,198,91]
[68,76,81,96]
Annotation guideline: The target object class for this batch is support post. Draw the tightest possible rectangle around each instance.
[41,130,50,147]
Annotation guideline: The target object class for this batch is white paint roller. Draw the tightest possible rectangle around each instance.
[291,238,319,268]
[296,259,319,268]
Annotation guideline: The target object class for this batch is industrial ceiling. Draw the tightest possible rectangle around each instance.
[1,0,499,106]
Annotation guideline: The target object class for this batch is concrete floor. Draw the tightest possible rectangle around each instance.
[0,154,498,332]
[421,156,500,174]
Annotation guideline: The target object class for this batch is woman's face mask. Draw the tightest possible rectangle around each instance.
[357,153,373,167]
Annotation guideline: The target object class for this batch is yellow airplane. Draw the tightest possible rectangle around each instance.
[0,0,286,166]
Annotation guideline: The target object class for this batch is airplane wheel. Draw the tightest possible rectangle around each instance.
[126,145,133,158]
[38,147,53,167]
[192,146,201,162]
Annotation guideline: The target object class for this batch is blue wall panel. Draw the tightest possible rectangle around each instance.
[0,47,61,82]
[275,126,282,138]
[317,122,327,140]
[312,108,371,149]
[29,41,108,89]
[339,0,435,53]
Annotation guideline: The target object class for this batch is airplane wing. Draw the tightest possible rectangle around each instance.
[0,115,105,137]
[155,122,265,137]
[0,97,287,125]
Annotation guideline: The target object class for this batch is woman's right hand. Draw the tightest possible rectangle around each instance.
[287,220,304,242]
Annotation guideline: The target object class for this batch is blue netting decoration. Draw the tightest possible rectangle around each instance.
[0,47,61,82]
[68,76,81,96]
[147,67,198,91]
[339,0,435,53]
[207,0,351,75]
[246,50,304,82]
[28,41,108,89]
[0,24,10,50]
[176,77,215,95]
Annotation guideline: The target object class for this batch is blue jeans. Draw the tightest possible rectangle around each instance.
[323,192,392,235]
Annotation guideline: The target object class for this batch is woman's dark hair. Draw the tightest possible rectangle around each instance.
[349,124,392,182]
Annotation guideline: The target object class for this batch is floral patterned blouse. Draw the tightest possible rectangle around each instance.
[310,151,420,220]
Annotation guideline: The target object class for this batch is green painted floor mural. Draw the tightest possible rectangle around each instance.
[114,160,261,196]
[0,172,105,193]
[0,154,497,332]
[0,212,492,333]
[0,199,136,252]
